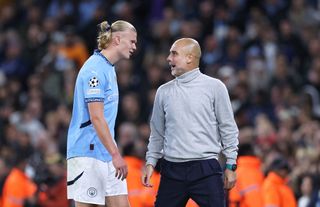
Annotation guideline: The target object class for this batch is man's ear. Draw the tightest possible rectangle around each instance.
[114,35,121,45]
[186,54,193,64]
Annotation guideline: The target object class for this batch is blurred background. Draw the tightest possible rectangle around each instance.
[0,0,320,206]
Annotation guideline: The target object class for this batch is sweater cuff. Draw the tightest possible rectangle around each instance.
[146,158,158,168]
[226,158,237,165]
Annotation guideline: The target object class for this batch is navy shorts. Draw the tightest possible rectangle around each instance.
[155,159,225,207]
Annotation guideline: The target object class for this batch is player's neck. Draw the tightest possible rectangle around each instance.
[100,49,118,65]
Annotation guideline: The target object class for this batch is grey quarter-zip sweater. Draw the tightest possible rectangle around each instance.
[146,68,239,167]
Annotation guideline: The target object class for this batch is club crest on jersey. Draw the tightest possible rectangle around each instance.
[89,77,99,87]
[87,187,97,197]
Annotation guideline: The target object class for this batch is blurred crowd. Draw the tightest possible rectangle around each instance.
[0,0,320,206]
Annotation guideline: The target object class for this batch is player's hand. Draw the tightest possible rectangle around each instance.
[112,153,128,180]
[141,164,154,187]
[224,169,237,190]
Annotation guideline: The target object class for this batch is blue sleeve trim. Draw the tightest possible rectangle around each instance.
[85,98,104,103]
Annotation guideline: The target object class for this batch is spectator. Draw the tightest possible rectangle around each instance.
[262,156,297,207]
[123,138,160,207]
[37,153,69,207]
[228,143,264,207]
[0,157,10,207]
[2,145,37,207]
[297,174,314,207]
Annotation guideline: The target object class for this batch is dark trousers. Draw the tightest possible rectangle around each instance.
[155,159,225,207]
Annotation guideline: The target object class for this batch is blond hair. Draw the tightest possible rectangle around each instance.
[97,20,136,50]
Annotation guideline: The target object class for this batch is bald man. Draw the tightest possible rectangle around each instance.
[142,38,239,207]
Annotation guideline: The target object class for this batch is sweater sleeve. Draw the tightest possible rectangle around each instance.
[214,80,239,164]
[146,87,165,167]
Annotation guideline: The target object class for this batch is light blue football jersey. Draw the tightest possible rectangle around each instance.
[67,50,119,162]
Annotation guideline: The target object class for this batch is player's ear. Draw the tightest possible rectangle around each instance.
[114,34,121,45]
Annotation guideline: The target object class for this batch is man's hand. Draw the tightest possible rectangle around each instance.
[112,153,128,180]
[141,164,154,187]
[224,169,237,190]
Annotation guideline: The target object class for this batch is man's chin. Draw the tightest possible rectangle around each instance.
[171,71,178,77]
[124,53,131,59]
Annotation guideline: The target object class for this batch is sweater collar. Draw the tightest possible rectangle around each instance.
[176,68,201,83]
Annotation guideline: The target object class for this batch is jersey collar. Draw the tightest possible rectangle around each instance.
[93,49,114,66]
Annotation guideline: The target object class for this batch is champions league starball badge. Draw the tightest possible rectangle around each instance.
[89,77,99,87]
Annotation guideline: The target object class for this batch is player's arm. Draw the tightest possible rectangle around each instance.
[88,102,127,180]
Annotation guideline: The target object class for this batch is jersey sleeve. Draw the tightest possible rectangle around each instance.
[82,68,107,103]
